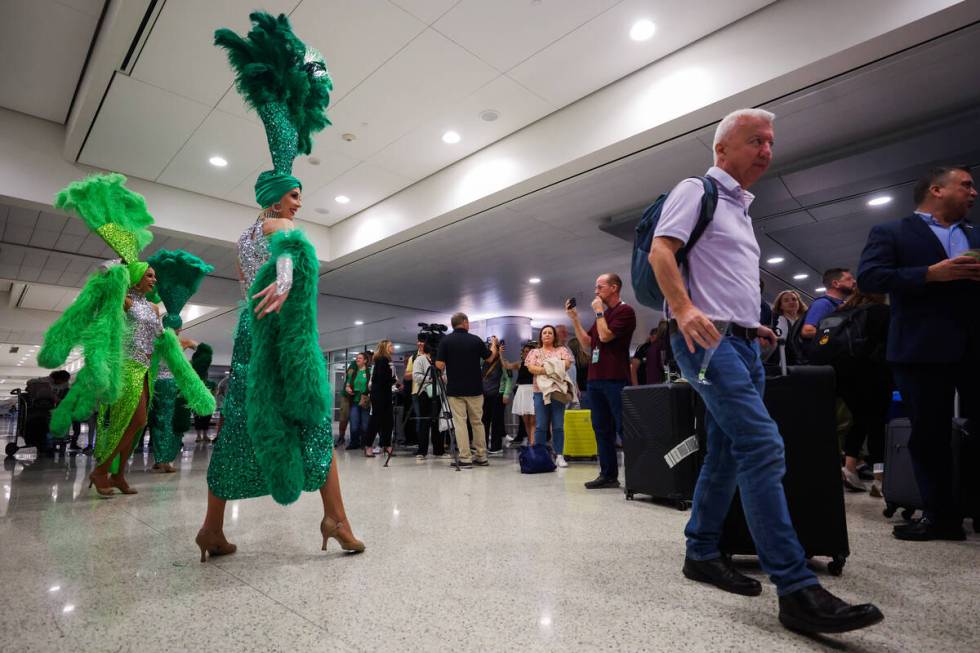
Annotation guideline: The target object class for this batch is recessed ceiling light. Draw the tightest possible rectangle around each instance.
[16,363,22,366]
[814,286,827,293]
[208,156,228,167]
[442,130,461,144]
[479,109,499,122]
[335,195,350,204]
[314,208,329,215]
[354,320,364,326]
[308,156,321,166]
[793,273,809,280]
[629,19,656,42]
[341,133,356,142]
[766,257,785,265]
[528,277,541,284]
[394,345,401,350]
[867,195,892,207]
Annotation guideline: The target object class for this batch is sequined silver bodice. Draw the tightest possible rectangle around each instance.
[157,361,173,380]
[127,291,162,367]
[238,215,270,297]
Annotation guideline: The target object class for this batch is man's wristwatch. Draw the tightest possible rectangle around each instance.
[596,312,604,318]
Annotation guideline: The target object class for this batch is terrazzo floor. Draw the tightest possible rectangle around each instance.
[1,430,978,653]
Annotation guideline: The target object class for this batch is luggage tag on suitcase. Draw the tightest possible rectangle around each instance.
[664,436,700,468]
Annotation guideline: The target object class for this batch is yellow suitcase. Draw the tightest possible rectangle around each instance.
[563,409,598,458]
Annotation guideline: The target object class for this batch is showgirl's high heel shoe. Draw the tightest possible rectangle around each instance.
[88,472,114,497]
[320,517,365,553]
[109,474,138,495]
[195,529,237,563]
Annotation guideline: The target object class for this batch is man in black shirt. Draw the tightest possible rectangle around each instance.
[436,312,497,467]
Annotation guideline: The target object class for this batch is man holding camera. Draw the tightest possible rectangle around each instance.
[566,274,636,489]
[436,312,498,467]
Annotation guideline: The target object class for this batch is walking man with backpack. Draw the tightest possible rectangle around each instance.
[800,268,856,341]
[649,108,883,634]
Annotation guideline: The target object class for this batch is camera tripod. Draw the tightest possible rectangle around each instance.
[388,362,462,470]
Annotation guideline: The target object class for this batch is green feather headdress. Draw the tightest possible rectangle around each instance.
[145,249,214,330]
[54,173,153,264]
[214,11,333,207]
[214,11,333,206]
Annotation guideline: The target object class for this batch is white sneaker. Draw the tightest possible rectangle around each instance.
[556,455,568,468]
[372,446,382,454]
[841,466,867,492]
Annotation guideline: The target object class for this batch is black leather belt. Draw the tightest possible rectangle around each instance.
[668,320,758,341]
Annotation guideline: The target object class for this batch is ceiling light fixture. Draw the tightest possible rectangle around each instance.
[354,320,364,326]
[528,277,541,284]
[335,195,350,204]
[442,130,461,144]
[479,109,499,122]
[766,257,785,265]
[814,286,827,293]
[208,156,228,168]
[314,208,329,215]
[793,273,809,280]
[867,195,892,207]
[629,19,656,42]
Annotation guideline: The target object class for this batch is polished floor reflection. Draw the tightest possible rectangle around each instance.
[1,430,978,653]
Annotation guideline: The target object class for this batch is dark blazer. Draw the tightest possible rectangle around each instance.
[857,214,980,364]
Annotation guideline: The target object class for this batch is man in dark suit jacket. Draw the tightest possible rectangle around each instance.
[858,165,980,541]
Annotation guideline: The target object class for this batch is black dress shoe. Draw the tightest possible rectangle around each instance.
[893,517,966,541]
[778,585,883,634]
[682,556,762,596]
[584,476,620,489]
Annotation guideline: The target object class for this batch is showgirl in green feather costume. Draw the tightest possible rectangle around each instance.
[39,174,216,496]
[145,249,214,472]
[197,11,363,562]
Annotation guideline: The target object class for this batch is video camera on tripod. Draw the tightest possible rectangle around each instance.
[417,322,448,355]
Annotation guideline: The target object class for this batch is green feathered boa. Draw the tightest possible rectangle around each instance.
[40,265,128,435]
[154,329,216,418]
[246,229,330,505]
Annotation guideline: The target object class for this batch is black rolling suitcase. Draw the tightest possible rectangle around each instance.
[719,362,850,576]
[882,418,922,521]
[622,383,705,509]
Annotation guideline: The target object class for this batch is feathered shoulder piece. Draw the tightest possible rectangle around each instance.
[215,11,333,157]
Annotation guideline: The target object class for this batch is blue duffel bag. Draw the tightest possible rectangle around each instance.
[518,444,556,474]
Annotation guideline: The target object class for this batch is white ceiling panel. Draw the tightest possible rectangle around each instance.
[303,163,413,225]
[224,163,269,207]
[433,0,615,73]
[79,74,211,181]
[0,0,101,123]
[291,150,363,196]
[158,110,269,196]
[388,0,459,25]
[19,284,74,311]
[132,0,298,107]
[290,0,426,104]
[7,207,39,229]
[509,0,774,107]
[370,75,554,180]
[315,28,499,161]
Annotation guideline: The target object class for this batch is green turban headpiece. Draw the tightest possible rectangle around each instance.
[145,250,214,330]
[254,171,302,209]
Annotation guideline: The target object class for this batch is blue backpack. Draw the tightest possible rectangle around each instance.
[631,176,718,310]
[518,444,556,474]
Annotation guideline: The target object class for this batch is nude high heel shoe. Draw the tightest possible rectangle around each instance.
[195,529,237,563]
[320,517,365,553]
[88,472,114,497]
[109,474,138,494]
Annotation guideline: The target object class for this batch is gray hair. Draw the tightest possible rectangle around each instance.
[712,108,775,163]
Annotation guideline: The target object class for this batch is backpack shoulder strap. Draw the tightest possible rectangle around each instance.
[676,176,718,265]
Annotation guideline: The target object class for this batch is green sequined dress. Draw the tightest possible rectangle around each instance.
[206,216,333,500]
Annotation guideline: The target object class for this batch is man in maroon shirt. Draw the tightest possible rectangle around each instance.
[567,273,637,488]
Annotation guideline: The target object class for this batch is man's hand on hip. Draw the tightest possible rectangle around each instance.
[756,325,777,349]
[675,305,722,353]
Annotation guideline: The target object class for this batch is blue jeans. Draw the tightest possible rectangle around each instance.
[532,392,567,454]
[586,379,626,480]
[349,404,370,448]
[671,333,817,596]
